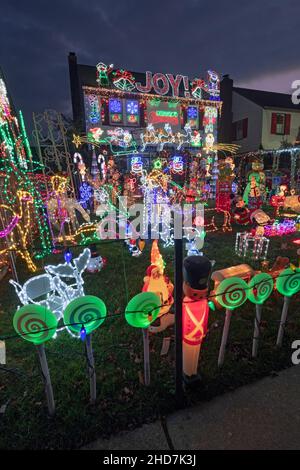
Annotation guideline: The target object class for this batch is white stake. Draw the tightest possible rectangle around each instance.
[85,334,96,404]
[252,304,263,358]
[218,309,232,367]
[276,296,291,347]
[36,344,55,416]
[142,328,150,386]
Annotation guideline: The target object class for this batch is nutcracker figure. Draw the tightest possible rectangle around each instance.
[182,255,213,379]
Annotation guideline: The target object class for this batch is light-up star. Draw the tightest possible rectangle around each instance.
[72,134,82,148]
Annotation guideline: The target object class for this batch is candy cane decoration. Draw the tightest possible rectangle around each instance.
[98,154,107,181]
[216,277,248,367]
[74,152,86,181]
[247,273,274,357]
[276,268,300,347]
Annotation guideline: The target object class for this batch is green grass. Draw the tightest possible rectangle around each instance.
[0,225,300,449]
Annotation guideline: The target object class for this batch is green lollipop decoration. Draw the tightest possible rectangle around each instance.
[125,292,161,386]
[276,268,300,347]
[247,273,274,305]
[64,295,107,405]
[247,273,274,358]
[276,268,300,297]
[13,304,58,345]
[63,295,107,336]
[13,304,57,416]
[125,292,160,329]
[216,277,248,367]
[216,277,248,310]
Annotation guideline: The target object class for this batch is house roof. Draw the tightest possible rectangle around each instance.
[233,86,300,111]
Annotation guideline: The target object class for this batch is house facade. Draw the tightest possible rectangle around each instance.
[219,75,300,153]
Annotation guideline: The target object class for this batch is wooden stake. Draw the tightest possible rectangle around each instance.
[36,344,55,416]
[142,328,150,386]
[85,334,96,404]
[276,296,291,347]
[252,304,262,358]
[218,309,232,367]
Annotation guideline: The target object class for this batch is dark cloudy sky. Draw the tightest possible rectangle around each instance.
[1,0,300,125]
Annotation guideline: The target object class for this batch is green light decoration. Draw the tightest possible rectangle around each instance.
[276,268,300,297]
[153,159,162,169]
[125,292,161,328]
[247,273,274,305]
[13,305,58,345]
[63,295,107,336]
[216,277,248,310]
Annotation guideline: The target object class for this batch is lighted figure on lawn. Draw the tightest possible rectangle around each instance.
[231,195,251,225]
[0,190,37,272]
[182,255,213,379]
[142,240,174,333]
[243,172,263,210]
[47,175,90,240]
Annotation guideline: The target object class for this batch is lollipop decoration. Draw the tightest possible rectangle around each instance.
[216,277,248,367]
[276,268,300,347]
[64,295,107,404]
[125,292,161,385]
[247,273,274,357]
[13,305,58,416]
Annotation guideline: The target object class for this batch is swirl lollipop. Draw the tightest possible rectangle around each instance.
[248,273,273,305]
[125,292,160,386]
[125,292,160,329]
[64,295,106,405]
[63,295,107,336]
[216,277,248,310]
[276,268,300,347]
[276,268,300,297]
[247,273,274,358]
[13,305,57,416]
[216,277,248,367]
[13,305,58,345]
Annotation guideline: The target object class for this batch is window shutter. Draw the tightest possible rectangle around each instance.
[284,114,291,135]
[271,113,277,134]
[232,122,237,140]
[243,118,248,138]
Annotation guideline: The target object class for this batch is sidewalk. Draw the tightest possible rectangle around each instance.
[83,365,300,450]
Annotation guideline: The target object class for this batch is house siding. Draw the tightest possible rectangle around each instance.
[261,108,300,150]
[232,91,263,153]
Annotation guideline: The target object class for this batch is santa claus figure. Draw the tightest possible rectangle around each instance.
[182,255,213,379]
[142,240,174,332]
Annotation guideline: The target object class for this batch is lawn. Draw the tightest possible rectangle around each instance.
[0,222,300,449]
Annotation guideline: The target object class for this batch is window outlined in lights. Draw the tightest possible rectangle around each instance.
[125,99,140,126]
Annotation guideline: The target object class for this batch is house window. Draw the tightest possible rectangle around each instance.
[232,118,248,140]
[271,113,291,135]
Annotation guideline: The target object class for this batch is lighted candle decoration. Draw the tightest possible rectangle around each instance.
[13,305,58,415]
[247,273,274,357]
[63,295,107,404]
[125,292,160,386]
[216,277,248,367]
[275,268,300,347]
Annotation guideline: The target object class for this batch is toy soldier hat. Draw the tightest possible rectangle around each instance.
[183,255,212,290]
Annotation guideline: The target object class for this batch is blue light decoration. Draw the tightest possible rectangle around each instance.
[64,248,73,263]
[126,99,139,125]
[79,182,93,209]
[80,324,87,341]
[109,98,123,124]
[109,98,122,113]
[126,100,139,115]
[88,95,100,124]
[187,106,199,129]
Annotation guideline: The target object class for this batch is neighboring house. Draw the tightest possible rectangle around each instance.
[219,75,300,153]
